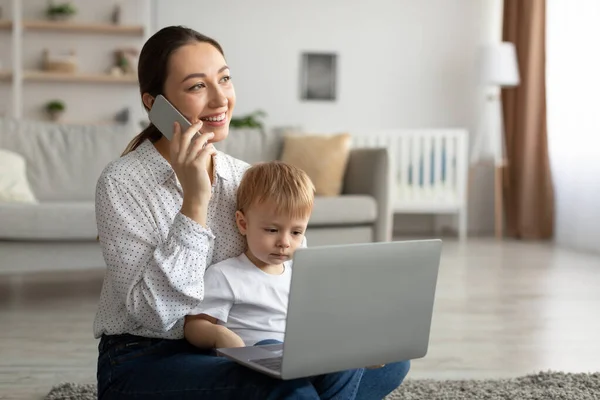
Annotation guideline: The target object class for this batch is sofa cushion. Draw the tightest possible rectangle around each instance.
[0,149,38,203]
[306,226,373,246]
[309,195,377,226]
[0,118,137,201]
[0,202,97,240]
[280,133,351,196]
[214,126,303,164]
[214,127,279,163]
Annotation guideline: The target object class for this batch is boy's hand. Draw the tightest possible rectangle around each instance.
[215,326,245,348]
[366,364,386,369]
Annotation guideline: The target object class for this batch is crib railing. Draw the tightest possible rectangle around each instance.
[351,129,469,239]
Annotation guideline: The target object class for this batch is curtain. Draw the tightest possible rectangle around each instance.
[501,0,554,239]
[546,0,600,253]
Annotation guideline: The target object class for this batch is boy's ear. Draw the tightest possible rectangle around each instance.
[235,211,247,235]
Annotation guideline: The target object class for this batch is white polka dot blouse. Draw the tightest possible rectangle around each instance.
[93,139,249,340]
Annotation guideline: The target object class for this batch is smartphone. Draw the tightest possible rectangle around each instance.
[148,94,192,141]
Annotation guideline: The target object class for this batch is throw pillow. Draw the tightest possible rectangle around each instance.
[280,133,351,196]
[0,149,38,203]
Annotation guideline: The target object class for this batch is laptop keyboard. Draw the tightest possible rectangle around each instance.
[250,356,283,372]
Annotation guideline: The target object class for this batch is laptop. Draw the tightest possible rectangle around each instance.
[216,239,442,380]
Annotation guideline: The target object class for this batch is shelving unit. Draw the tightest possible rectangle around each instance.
[24,70,138,83]
[0,70,138,83]
[22,20,145,35]
[0,20,13,30]
[0,0,152,121]
[1,19,144,35]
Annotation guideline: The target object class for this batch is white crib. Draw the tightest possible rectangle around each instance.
[351,129,469,241]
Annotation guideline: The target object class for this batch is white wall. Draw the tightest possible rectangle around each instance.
[158,0,484,133]
[547,0,600,254]
[157,0,502,235]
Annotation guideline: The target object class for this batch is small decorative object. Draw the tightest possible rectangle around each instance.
[114,107,130,124]
[108,66,123,76]
[111,3,122,24]
[114,1,138,25]
[300,52,337,101]
[42,49,77,73]
[230,110,267,129]
[45,100,66,121]
[46,1,77,21]
[110,47,138,76]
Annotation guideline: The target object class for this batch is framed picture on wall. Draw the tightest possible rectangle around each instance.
[300,52,337,101]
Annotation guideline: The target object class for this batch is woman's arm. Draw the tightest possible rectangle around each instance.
[96,175,214,333]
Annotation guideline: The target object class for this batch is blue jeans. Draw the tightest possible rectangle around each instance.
[356,360,411,400]
[253,339,411,400]
[97,334,409,399]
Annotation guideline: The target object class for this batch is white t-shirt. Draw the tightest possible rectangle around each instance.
[191,253,292,346]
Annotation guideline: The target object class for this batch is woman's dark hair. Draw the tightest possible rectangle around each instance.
[121,26,224,156]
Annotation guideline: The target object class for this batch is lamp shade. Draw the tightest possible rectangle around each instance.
[477,42,520,87]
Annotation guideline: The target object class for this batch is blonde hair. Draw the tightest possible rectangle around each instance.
[237,161,315,219]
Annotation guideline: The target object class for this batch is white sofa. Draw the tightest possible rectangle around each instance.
[0,118,137,273]
[0,118,392,273]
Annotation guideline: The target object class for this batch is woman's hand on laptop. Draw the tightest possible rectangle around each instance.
[215,326,245,349]
[365,364,386,369]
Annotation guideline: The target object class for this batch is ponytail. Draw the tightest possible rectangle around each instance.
[121,123,163,156]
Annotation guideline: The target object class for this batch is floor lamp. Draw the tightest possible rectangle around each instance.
[471,42,520,239]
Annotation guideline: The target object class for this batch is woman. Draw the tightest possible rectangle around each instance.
[94,25,410,399]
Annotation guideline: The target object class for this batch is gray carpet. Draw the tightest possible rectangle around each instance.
[45,372,600,400]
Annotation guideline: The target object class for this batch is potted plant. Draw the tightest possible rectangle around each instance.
[230,110,267,129]
[46,2,77,21]
[45,100,65,121]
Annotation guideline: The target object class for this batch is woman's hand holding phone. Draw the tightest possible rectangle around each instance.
[169,119,216,226]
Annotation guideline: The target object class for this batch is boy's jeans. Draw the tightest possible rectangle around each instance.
[255,339,411,400]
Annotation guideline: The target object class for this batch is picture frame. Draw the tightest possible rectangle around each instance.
[300,52,337,101]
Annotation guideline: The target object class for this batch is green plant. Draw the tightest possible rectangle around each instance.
[45,100,65,113]
[46,2,77,17]
[118,56,128,69]
[230,110,267,129]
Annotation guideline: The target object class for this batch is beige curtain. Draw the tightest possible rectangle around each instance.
[502,0,554,239]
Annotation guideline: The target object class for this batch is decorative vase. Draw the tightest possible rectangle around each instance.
[48,110,63,122]
[48,13,73,21]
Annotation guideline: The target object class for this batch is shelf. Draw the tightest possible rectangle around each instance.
[23,20,144,35]
[0,70,11,81]
[0,20,144,35]
[1,2,151,120]
[53,120,124,126]
[0,70,138,84]
[24,71,138,84]
[11,20,143,35]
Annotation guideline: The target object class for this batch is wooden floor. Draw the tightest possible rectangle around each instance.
[1,238,599,399]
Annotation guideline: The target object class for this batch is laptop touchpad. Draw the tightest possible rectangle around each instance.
[256,343,283,355]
